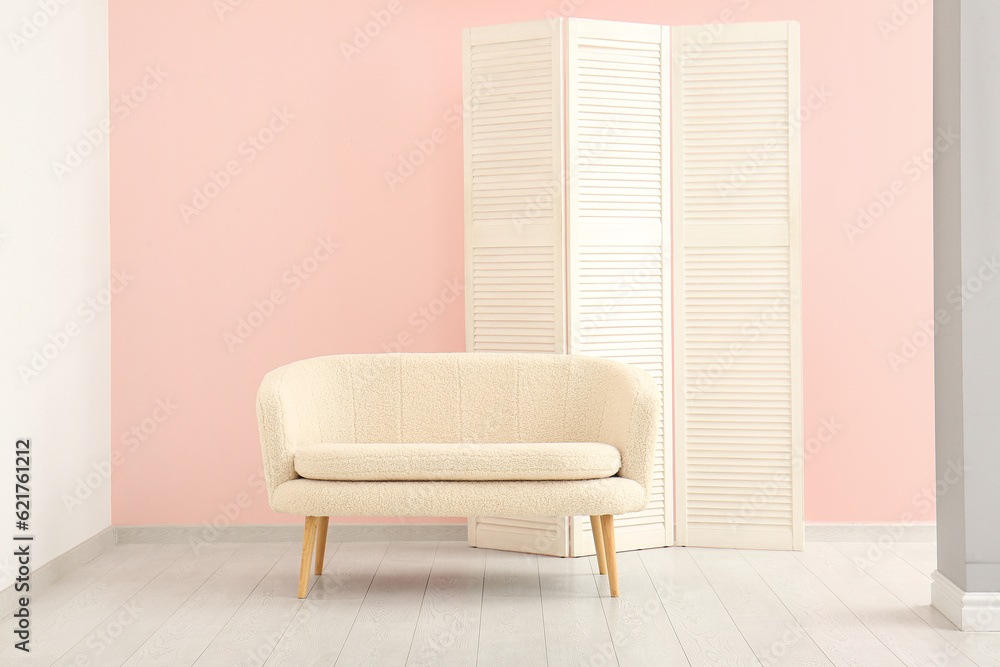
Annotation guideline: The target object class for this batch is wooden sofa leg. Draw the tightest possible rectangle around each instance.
[600,515,619,597]
[298,516,319,598]
[314,517,330,575]
[590,515,607,575]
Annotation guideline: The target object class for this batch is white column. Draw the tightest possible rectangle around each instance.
[932,0,1000,631]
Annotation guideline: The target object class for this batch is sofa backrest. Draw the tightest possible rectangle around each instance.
[268,352,640,446]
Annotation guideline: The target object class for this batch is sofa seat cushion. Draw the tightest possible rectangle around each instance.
[293,442,622,482]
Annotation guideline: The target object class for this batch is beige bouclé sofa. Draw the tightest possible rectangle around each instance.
[256,352,660,598]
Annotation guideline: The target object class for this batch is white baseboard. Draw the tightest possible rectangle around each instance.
[113,522,468,544]
[932,570,1000,631]
[804,522,935,542]
[0,526,114,617]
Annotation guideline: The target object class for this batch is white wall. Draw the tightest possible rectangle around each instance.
[0,0,110,587]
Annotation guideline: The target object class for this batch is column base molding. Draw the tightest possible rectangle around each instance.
[932,570,1000,631]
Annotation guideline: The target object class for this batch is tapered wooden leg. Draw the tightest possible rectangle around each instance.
[298,516,319,599]
[314,517,330,575]
[590,515,607,575]
[600,514,619,597]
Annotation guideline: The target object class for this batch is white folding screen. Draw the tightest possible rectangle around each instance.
[565,19,672,553]
[672,22,803,550]
[465,17,802,555]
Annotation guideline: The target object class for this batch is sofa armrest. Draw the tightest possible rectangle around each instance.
[599,362,661,502]
[256,367,302,498]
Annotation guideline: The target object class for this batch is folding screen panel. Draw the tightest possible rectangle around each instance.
[671,21,803,549]
[463,19,569,556]
[564,19,672,554]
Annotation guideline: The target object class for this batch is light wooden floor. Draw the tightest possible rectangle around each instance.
[3,538,999,666]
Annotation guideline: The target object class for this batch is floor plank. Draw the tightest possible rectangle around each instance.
[478,596,547,667]
[263,541,388,666]
[405,542,485,667]
[0,542,150,630]
[537,552,616,666]
[121,542,289,666]
[795,542,977,667]
[741,547,905,666]
[890,542,938,577]
[835,542,1000,667]
[590,550,689,666]
[482,548,540,598]
[641,547,761,666]
[0,543,187,666]
[52,543,243,667]
[193,543,308,666]
[478,548,546,667]
[333,541,438,667]
[688,547,832,667]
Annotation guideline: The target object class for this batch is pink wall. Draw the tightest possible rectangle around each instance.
[109,0,933,525]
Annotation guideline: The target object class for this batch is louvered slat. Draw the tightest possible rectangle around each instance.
[672,22,803,550]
